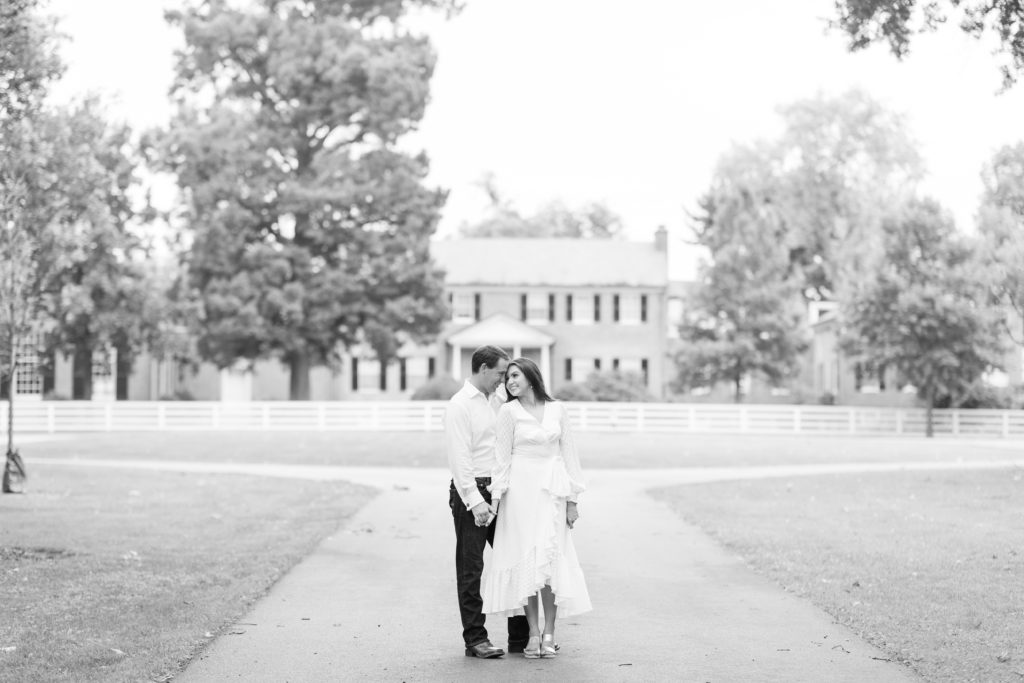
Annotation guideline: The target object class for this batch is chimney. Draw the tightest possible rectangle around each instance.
[654,225,668,252]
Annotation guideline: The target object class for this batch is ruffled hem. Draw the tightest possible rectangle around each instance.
[481,546,592,619]
[482,464,591,619]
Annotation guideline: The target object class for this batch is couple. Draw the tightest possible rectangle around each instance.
[445,345,592,659]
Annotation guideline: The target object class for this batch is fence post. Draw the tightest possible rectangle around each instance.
[636,404,645,431]
[158,404,166,431]
[895,410,903,435]
[105,404,113,432]
[740,407,748,433]
[793,407,801,433]
[212,403,220,429]
[688,406,696,432]
[47,403,55,434]
[371,403,380,430]
[262,404,270,430]
[318,403,326,431]
[577,404,587,431]
[848,409,856,434]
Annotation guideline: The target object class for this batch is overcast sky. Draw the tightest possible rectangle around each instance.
[48,0,1024,279]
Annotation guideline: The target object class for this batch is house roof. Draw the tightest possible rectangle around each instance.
[447,313,555,348]
[431,238,668,287]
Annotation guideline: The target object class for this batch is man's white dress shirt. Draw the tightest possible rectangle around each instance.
[445,380,503,511]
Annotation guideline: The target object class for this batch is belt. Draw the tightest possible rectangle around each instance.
[475,477,492,485]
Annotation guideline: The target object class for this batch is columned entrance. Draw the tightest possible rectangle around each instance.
[446,313,555,383]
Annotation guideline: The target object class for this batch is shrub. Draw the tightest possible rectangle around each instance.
[575,370,652,402]
[555,382,597,401]
[411,375,461,400]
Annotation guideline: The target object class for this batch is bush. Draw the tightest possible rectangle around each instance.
[555,382,597,401]
[159,389,195,401]
[411,375,461,400]
[562,370,652,402]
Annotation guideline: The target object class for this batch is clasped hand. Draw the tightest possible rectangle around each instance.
[472,501,497,527]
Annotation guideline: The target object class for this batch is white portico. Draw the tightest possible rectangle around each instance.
[445,313,555,381]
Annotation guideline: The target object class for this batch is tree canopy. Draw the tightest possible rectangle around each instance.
[458,173,623,239]
[156,0,453,399]
[831,0,1024,88]
[841,198,1006,434]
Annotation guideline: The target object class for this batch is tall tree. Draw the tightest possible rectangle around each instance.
[841,198,1006,436]
[775,89,923,300]
[976,142,1024,344]
[0,0,62,491]
[831,0,1024,88]
[156,0,453,399]
[675,146,807,402]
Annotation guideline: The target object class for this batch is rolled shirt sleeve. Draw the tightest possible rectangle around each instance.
[445,401,486,511]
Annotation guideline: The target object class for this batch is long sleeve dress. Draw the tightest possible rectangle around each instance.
[481,400,592,618]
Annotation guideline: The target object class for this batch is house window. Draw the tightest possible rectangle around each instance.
[428,357,436,379]
[351,358,359,391]
[357,359,381,393]
[548,294,556,322]
[641,358,649,385]
[617,357,643,376]
[565,295,573,322]
[404,357,430,392]
[451,292,476,323]
[12,333,43,397]
[400,359,407,391]
[525,292,549,325]
[641,294,648,323]
[379,361,387,391]
[594,294,601,322]
[569,358,597,383]
[572,294,593,325]
[618,294,642,325]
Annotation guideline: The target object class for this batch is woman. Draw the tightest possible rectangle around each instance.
[481,357,591,658]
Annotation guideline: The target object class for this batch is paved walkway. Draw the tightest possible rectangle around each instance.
[37,458,1024,682]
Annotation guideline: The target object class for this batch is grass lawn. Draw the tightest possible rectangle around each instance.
[22,430,1021,469]
[652,469,1024,683]
[0,465,375,683]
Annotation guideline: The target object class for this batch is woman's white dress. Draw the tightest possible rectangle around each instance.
[481,400,592,618]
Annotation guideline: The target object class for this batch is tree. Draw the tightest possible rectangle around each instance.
[459,173,623,239]
[675,146,808,402]
[0,0,62,492]
[155,0,453,399]
[976,142,1024,344]
[841,198,1006,436]
[776,89,923,300]
[831,0,1024,89]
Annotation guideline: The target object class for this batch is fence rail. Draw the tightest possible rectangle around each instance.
[2,401,1024,437]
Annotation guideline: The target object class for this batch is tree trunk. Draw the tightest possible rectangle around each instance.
[289,353,312,401]
[733,370,743,403]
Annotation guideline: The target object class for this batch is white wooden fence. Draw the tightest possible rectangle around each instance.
[2,401,1024,437]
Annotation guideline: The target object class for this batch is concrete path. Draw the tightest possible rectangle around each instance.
[41,460,1024,681]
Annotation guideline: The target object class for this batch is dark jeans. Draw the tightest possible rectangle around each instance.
[450,478,530,648]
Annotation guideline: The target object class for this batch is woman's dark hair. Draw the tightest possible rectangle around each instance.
[505,357,555,403]
[471,345,510,373]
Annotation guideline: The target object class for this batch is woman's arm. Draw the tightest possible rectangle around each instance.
[489,405,515,501]
[558,403,586,503]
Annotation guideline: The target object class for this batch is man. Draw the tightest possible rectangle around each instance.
[445,345,530,658]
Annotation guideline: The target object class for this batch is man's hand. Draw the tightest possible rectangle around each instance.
[566,502,579,529]
[471,501,492,527]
